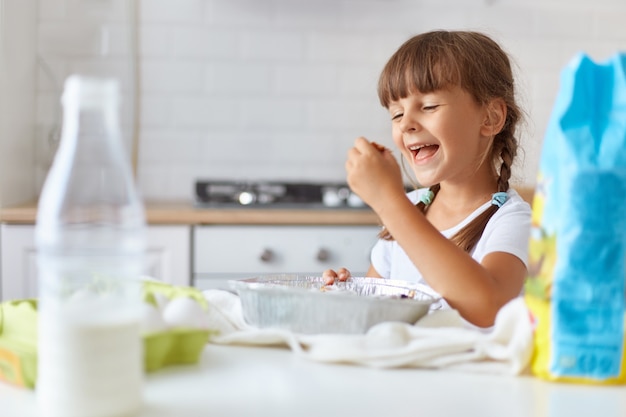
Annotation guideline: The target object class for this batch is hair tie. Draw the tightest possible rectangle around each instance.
[419,190,435,206]
[491,192,508,208]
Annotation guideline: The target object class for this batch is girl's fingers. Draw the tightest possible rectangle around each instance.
[354,137,387,154]
[322,269,338,285]
[337,267,351,282]
[371,141,387,153]
[322,268,351,284]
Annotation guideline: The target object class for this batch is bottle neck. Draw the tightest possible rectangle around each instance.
[59,76,124,157]
[39,77,144,226]
[59,92,128,165]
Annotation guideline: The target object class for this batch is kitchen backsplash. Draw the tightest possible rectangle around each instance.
[33,0,626,201]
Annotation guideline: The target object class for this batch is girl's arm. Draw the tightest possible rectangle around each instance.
[345,137,525,327]
[365,264,382,278]
[373,195,525,327]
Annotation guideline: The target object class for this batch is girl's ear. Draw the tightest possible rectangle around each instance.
[481,98,507,137]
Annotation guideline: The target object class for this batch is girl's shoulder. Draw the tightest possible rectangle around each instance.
[502,188,532,213]
[487,188,532,226]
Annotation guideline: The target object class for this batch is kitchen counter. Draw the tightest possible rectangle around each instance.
[1,343,625,417]
[0,201,381,225]
[0,186,535,226]
[0,203,384,299]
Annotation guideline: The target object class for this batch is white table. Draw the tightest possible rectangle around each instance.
[2,344,626,417]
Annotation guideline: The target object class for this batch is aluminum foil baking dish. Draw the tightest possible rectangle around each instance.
[229,275,439,334]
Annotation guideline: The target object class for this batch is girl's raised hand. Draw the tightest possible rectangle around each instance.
[345,137,405,212]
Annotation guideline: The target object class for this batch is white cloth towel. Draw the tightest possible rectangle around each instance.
[202,289,534,375]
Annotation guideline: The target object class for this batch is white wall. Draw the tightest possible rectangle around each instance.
[0,0,37,208]
[33,0,626,202]
[35,0,137,197]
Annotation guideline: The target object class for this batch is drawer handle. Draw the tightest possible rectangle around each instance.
[260,248,274,263]
[316,248,330,262]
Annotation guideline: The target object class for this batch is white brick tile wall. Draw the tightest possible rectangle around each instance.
[38,22,103,56]
[32,0,626,201]
[139,0,207,23]
[273,1,340,29]
[274,65,336,96]
[139,130,204,164]
[208,0,273,27]
[466,7,533,37]
[140,94,173,129]
[210,63,273,94]
[38,0,67,20]
[336,65,379,96]
[594,12,626,40]
[141,60,207,93]
[241,31,306,61]
[307,99,387,130]
[170,97,239,129]
[532,10,594,40]
[241,99,306,130]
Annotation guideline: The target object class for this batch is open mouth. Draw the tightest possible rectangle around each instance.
[408,144,439,161]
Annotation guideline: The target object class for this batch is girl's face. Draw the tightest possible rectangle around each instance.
[387,86,493,188]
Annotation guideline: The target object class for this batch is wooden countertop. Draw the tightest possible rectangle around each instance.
[0,201,382,226]
[0,187,533,226]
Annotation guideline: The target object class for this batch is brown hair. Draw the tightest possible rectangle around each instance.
[377,30,521,253]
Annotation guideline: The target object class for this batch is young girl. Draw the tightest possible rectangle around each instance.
[324,30,531,328]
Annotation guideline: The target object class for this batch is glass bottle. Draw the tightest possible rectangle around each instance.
[35,75,146,417]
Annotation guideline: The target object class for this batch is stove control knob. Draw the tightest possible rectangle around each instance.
[347,192,365,207]
[316,248,330,262]
[238,191,256,205]
[259,248,274,263]
[322,188,342,207]
[337,187,351,200]
[257,193,275,205]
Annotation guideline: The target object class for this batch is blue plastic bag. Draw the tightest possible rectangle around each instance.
[525,52,626,383]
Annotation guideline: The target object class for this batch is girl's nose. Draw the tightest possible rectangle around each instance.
[399,113,421,133]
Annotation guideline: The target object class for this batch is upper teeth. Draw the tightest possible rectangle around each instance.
[409,144,432,151]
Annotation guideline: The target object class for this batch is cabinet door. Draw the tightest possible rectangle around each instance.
[194,225,380,290]
[0,225,37,301]
[0,224,191,301]
[144,225,190,287]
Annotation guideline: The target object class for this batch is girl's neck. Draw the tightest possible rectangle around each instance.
[425,177,498,230]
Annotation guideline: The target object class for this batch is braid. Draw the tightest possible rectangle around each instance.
[449,131,517,252]
[496,134,516,192]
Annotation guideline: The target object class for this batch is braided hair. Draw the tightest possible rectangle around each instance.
[376,30,522,252]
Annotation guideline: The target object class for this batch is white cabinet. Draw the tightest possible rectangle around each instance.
[193,225,380,290]
[143,225,191,287]
[0,224,191,301]
[0,225,37,301]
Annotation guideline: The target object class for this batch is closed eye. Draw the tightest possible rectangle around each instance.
[423,105,439,111]
[391,113,403,121]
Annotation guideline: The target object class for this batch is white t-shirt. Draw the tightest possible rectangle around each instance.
[370,188,531,308]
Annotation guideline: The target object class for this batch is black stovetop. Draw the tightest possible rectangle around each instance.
[194,180,367,209]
